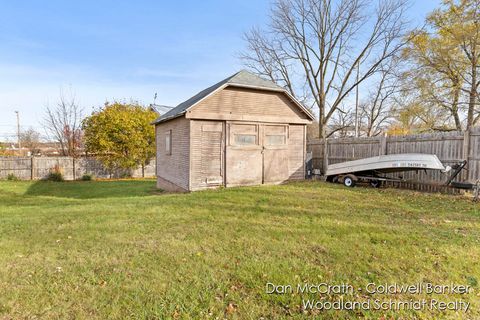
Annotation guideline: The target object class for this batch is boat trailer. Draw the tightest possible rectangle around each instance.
[325,156,479,201]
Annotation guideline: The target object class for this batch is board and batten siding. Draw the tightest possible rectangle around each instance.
[288,125,306,180]
[189,120,224,191]
[155,116,190,191]
[187,86,310,123]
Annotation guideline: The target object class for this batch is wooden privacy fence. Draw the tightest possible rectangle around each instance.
[307,127,480,192]
[0,157,156,180]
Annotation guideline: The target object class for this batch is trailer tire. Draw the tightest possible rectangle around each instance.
[343,176,356,187]
[370,179,382,188]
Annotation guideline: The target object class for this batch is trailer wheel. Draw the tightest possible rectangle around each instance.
[332,176,339,184]
[343,176,356,187]
[370,179,382,188]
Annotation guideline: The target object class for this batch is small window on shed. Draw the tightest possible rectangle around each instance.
[266,135,286,145]
[165,130,172,155]
[265,125,288,146]
[234,134,256,145]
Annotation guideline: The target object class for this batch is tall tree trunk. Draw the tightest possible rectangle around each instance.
[452,87,462,131]
[367,124,373,137]
[467,54,477,129]
[318,114,325,139]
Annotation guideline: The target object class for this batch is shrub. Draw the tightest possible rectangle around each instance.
[46,172,64,182]
[46,164,64,182]
[6,173,19,181]
[81,174,94,181]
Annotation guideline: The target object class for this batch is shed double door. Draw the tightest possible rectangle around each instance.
[226,122,289,186]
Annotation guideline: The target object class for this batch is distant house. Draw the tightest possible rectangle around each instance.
[152,70,315,191]
[0,141,63,157]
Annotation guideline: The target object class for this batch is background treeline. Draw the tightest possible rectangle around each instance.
[241,0,480,138]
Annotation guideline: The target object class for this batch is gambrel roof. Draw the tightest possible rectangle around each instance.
[153,70,315,124]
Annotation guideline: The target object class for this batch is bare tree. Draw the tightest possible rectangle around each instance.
[241,0,410,139]
[19,127,41,155]
[307,109,355,139]
[359,59,400,136]
[44,89,84,157]
[329,109,355,138]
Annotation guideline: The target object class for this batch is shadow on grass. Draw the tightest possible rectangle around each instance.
[24,179,159,199]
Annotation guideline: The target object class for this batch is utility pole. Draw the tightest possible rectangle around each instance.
[15,111,21,150]
[355,62,360,138]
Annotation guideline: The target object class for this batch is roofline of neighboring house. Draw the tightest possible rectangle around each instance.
[151,83,315,125]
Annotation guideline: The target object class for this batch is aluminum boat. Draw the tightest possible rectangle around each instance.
[325,153,450,177]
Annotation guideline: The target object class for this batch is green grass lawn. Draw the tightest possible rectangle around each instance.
[0,180,479,319]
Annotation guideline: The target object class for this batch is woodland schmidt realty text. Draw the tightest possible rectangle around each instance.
[266,282,471,312]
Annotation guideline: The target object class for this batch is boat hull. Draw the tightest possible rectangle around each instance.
[325,153,447,177]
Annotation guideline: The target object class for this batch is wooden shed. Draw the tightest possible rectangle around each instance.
[153,70,314,191]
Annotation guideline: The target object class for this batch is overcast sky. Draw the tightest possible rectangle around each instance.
[0,0,440,141]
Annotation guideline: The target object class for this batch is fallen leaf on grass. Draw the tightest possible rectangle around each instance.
[172,309,180,319]
[225,302,237,315]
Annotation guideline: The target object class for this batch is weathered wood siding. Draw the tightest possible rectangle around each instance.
[288,125,306,180]
[155,86,312,191]
[262,125,289,183]
[190,120,224,191]
[189,121,308,190]
[187,86,310,123]
[307,127,480,192]
[155,116,190,190]
[225,122,263,187]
